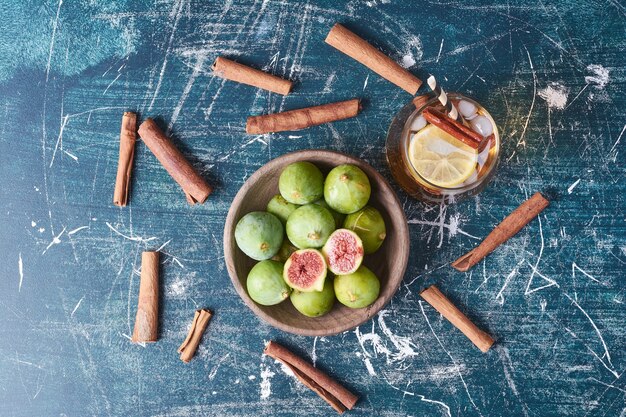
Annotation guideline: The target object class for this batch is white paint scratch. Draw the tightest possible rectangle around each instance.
[148,0,185,111]
[474,274,492,294]
[517,45,536,148]
[405,264,448,289]
[354,326,378,376]
[18,253,24,292]
[321,72,336,94]
[417,395,452,417]
[496,260,524,304]
[49,115,69,168]
[208,353,230,380]
[565,83,589,110]
[609,124,625,155]
[436,39,444,63]
[354,324,388,376]
[42,226,66,255]
[563,293,613,367]
[525,216,551,295]
[45,0,63,82]
[13,357,45,370]
[407,213,480,247]
[572,262,602,284]
[377,310,419,362]
[498,347,531,417]
[63,150,78,161]
[71,296,84,317]
[525,262,558,295]
[105,222,157,243]
[361,354,376,376]
[419,301,482,416]
[355,311,420,371]
[384,379,452,417]
[168,53,206,133]
[68,226,89,235]
[563,326,618,379]
[121,333,146,348]
[103,73,122,95]
[311,336,318,367]
[203,79,227,121]
[589,377,626,394]
[155,239,171,252]
[567,179,581,194]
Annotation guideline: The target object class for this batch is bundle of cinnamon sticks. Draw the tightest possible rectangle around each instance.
[265,341,359,414]
[112,114,213,206]
[423,108,489,150]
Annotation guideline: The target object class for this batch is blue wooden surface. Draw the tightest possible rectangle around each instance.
[0,1,625,416]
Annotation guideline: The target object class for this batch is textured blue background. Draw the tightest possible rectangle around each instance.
[0,1,624,416]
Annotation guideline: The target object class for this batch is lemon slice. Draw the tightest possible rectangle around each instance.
[409,124,478,188]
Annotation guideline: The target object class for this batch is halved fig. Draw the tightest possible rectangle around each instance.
[283,249,327,292]
[322,229,364,275]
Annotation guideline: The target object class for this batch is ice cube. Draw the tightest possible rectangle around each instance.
[470,115,493,137]
[477,144,490,166]
[410,115,427,131]
[458,100,477,119]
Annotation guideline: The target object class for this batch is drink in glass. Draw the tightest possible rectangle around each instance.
[386,93,500,203]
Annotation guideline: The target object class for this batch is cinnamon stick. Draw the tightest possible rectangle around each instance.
[138,118,212,204]
[246,99,361,134]
[178,309,212,363]
[132,251,159,343]
[420,285,494,352]
[423,107,486,150]
[113,112,137,206]
[212,56,293,95]
[452,192,550,272]
[325,23,422,94]
[412,94,431,110]
[264,341,358,414]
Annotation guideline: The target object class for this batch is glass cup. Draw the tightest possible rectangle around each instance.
[385,93,500,203]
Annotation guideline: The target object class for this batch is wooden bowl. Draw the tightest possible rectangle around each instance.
[223,150,409,336]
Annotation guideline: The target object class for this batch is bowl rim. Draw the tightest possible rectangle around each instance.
[223,149,410,336]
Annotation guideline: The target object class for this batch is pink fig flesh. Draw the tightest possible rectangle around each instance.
[283,249,327,292]
[322,229,364,275]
